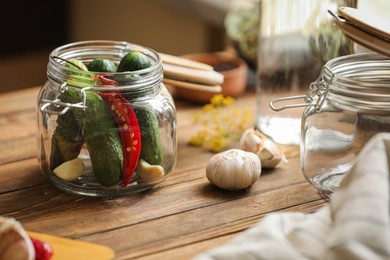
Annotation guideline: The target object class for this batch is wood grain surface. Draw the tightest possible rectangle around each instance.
[0,86,327,259]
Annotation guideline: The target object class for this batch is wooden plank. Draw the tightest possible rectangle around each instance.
[0,136,36,164]
[0,159,46,194]
[0,110,37,141]
[0,87,40,114]
[136,200,325,260]
[79,183,325,259]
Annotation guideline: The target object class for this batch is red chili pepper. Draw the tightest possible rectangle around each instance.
[94,75,118,86]
[100,92,141,186]
[30,237,54,260]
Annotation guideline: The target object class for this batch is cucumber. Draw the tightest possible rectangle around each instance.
[117,51,151,72]
[61,88,123,186]
[50,109,83,169]
[50,59,89,169]
[117,51,163,165]
[67,59,89,75]
[85,131,123,186]
[87,58,117,73]
[133,105,163,165]
[51,58,123,186]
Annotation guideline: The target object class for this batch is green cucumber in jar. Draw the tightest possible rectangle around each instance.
[111,51,151,83]
[133,105,163,165]
[50,109,84,169]
[51,58,123,186]
[50,59,89,169]
[118,51,163,165]
[117,51,151,72]
[60,88,123,186]
[87,58,117,73]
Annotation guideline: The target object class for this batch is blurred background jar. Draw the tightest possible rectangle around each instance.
[224,0,260,71]
[255,0,357,145]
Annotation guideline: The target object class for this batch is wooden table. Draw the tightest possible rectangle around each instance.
[0,86,327,259]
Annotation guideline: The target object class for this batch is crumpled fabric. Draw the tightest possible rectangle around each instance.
[195,133,390,260]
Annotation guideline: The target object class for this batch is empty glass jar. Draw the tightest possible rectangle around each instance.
[37,40,177,197]
[273,52,390,197]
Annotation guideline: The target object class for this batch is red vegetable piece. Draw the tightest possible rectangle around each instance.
[100,92,142,186]
[30,237,53,260]
[95,75,118,86]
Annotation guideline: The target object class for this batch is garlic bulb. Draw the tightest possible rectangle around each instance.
[240,127,287,168]
[206,149,261,191]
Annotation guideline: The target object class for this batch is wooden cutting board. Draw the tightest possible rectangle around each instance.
[27,231,115,260]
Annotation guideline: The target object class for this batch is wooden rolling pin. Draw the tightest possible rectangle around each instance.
[159,53,224,93]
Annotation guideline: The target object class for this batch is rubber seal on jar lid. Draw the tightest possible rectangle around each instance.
[328,7,390,57]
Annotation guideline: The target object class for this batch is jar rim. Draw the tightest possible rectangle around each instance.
[320,52,390,113]
[48,40,163,92]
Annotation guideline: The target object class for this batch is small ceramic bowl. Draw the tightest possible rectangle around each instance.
[173,52,248,103]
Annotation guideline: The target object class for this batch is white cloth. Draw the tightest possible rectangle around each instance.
[195,133,390,260]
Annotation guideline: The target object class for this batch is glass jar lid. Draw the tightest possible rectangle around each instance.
[321,52,390,113]
[47,40,163,92]
[269,52,390,114]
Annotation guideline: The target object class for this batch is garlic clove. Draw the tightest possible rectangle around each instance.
[258,147,285,168]
[240,127,286,169]
[137,159,165,181]
[258,146,274,160]
[206,149,261,191]
[240,129,263,153]
[53,158,85,181]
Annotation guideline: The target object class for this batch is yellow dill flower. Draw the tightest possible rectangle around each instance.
[201,118,210,126]
[189,130,208,146]
[213,124,226,136]
[221,96,235,106]
[203,103,214,111]
[208,135,228,153]
[210,94,224,106]
[192,112,201,124]
[241,115,251,125]
[211,114,220,124]
[231,108,241,117]
[188,93,254,153]
[209,94,236,107]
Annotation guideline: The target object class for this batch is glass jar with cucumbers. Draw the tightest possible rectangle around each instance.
[37,40,177,197]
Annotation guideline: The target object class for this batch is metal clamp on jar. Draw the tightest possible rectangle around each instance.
[270,6,390,197]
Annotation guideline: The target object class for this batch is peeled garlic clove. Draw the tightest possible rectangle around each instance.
[137,159,165,181]
[53,158,85,181]
[240,127,286,169]
[206,149,261,191]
